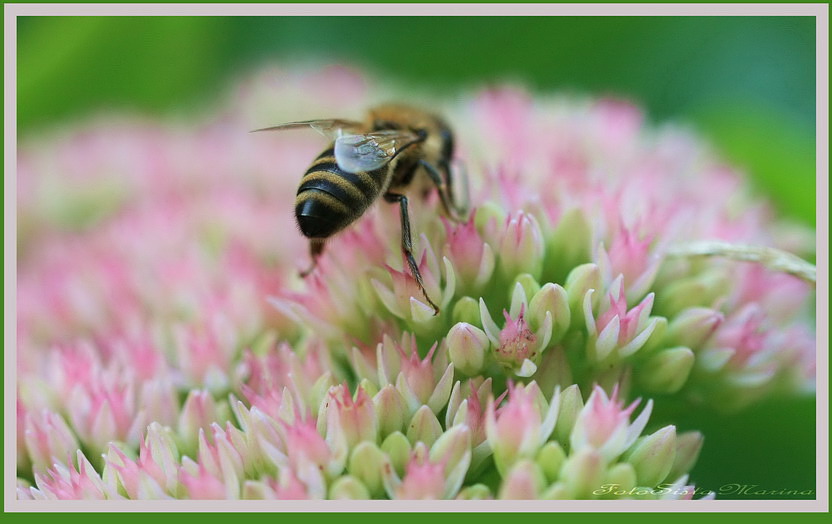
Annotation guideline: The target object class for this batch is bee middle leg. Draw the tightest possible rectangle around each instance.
[418,159,469,222]
[383,192,440,316]
[299,238,326,278]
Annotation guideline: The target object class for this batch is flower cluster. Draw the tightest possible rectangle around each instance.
[16,65,815,500]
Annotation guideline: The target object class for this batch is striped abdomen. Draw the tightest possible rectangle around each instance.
[295,146,388,239]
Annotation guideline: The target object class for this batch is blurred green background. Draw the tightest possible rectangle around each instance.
[16,15,818,499]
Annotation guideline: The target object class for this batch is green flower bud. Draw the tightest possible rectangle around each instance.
[697,346,734,373]
[250,331,278,356]
[638,316,668,355]
[554,384,584,448]
[241,480,270,500]
[559,448,604,499]
[547,207,593,282]
[452,296,482,326]
[638,346,695,394]
[359,377,379,399]
[511,273,541,306]
[373,385,408,438]
[564,263,601,327]
[447,322,489,376]
[498,211,545,280]
[407,405,443,448]
[474,201,507,234]
[178,390,220,457]
[534,348,573,401]
[667,431,704,482]
[329,475,371,500]
[457,484,492,500]
[656,270,730,317]
[430,425,472,469]
[381,432,412,478]
[537,441,566,483]
[540,482,571,500]
[666,307,724,350]
[529,282,571,343]
[348,441,387,497]
[602,462,637,498]
[350,347,377,384]
[626,425,676,487]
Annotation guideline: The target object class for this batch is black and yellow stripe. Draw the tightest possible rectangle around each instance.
[294,146,388,238]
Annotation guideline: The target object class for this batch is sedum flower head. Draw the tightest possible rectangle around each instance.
[16,65,814,500]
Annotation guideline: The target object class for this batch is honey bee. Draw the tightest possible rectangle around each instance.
[253,104,469,315]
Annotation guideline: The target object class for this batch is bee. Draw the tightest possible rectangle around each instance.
[253,104,469,315]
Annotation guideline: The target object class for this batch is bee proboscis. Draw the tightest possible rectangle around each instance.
[253,104,469,315]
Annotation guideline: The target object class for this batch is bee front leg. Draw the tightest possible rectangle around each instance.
[418,159,469,222]
[383,192,440,316]
[299,238,326,278]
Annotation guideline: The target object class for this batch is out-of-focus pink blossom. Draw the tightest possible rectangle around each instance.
[15,65,814,501]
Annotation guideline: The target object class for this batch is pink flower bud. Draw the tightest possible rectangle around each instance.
[66,379,140,452]
[666,307,724,350]
[497,211,545,279]
[179,460,231,499]
[570,385,652,463]
[485,383,559,475]
[178,390,222,455]
[395,456,446,499]
[325,384,377,448]
[444,213,496,292]
[24,409,80,475]
[371,246,454,323]
[498,460,545,499]
[600,225,660,300]
[273,468,310,500]
[395,341,454,415]
[282,417,333,473]
[34,450,110,500]
[586,279,658,362]
[104,443,164,499]
[481,293,553,377]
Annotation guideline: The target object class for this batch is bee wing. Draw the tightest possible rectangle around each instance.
[334,130,422,173]
[250,119,365,139]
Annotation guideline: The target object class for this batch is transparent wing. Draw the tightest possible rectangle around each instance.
[334,130,422,173]
[249,119,365,139]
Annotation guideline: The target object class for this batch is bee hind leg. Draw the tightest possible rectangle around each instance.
[299,238,326,278]
[419,159,470,222]
[383,192,440,316]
